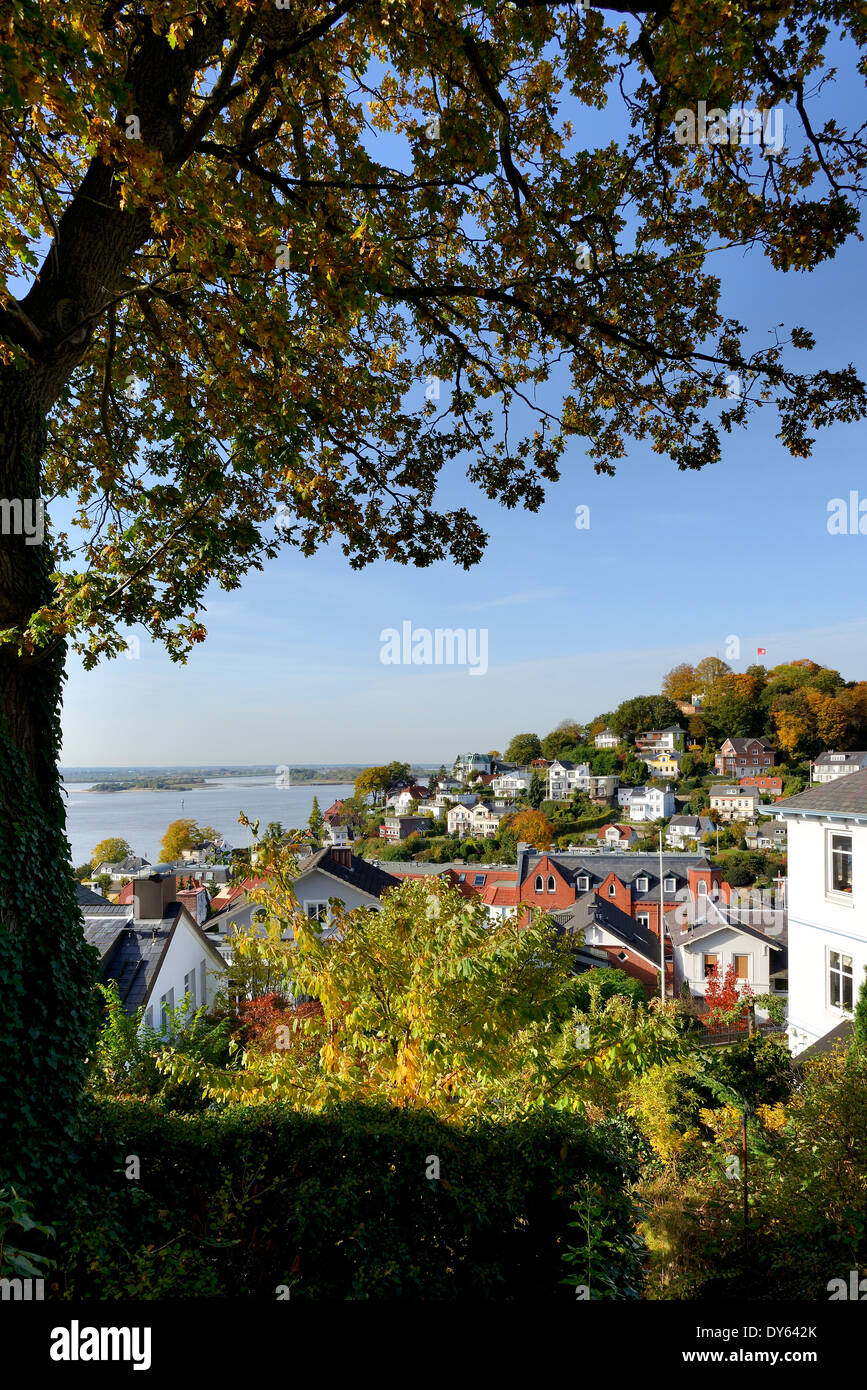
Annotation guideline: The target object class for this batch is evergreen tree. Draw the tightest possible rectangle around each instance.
[528,772,546,809]
[308,797,324,839]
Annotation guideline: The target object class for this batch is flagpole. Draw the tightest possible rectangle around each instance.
[659,828,665,1003]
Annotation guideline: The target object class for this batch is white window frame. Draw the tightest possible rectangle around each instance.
[828,947,854,1012]
[636,877,649,891]
[664,877,676,892]
[305,900,330,923]
[825,828,854,903]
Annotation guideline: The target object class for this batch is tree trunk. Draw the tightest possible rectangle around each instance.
[0,366,97,1203]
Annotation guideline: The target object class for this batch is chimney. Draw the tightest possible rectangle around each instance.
[330,847,352,868]
[134,873,177,921]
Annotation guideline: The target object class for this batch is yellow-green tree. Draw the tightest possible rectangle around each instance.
[90,837,133,867]
[165,872,683,1116]
[159,818,221,862]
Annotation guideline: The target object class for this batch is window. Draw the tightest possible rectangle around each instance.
[636,913,649,928]
[664,877,676,892]
[184,969,197,1008]
[305,901,329,922]
[159,988,174,1030]
[829,833,853,895]
[534,875,543,892]
[577,876,589,891]
[608,883,616,896]
[145,1007,153,1030]
[697,879,708,896]
[547,876,556,893]
[703,954,719,979]
[617,951,628,962]
[636,877,648,891]
[734,954,749,980]
[829,950,854,1010]
[473,874,485,886]
[199,959,207,1008]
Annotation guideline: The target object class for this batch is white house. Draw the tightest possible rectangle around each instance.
[709,783,760,822]
[594,728,620,750]
[617,784,676,822]
[83,873,227,1031]
[453,752,491,779]
[447,800,477,835]
[491,770,532,797]
[771,772,867,1054]
[667,814,714,848]
[324,821,356,848]
[812,751,867,784]
[673,914,788,1007]
[547,760,618,801]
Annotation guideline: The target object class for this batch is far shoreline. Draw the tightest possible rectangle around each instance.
[79,778,356,794]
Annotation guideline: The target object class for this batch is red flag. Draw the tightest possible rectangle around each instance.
[756,647,767,655]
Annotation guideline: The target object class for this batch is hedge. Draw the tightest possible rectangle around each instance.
[47,1098,645,1300]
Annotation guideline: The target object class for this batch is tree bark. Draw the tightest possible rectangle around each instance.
[0,366,98,1202]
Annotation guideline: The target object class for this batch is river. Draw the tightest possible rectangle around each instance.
[61,776,357,868]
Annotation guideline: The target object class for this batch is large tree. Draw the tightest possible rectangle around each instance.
[2,0,866,1193]
[504,731,543,764]
[89,836,134,867]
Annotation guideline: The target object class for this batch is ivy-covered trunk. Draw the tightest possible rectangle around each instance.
[0,366,97,1202]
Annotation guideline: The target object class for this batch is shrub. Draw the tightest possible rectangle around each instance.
[50,1099,646,1300]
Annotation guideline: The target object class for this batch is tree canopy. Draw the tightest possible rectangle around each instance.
[3,0,866,665]
[159,817,221,862]
[504,732,542,764]
[89,836,133,866]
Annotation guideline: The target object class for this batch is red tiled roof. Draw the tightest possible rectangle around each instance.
[482,883,519,906]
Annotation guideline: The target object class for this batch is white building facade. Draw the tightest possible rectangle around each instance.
[772,773,867,1054]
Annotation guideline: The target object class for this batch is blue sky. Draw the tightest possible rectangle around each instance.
[51,29,867,766]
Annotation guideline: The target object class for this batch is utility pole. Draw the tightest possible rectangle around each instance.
[659,828,666,1003]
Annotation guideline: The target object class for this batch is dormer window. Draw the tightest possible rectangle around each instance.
[534,875,543,892]
[664,877,676,892]
[577,875,589,891]
[547,875,556,893]
[636,876,648,891]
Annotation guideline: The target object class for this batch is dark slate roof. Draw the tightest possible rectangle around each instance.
[774,769,867,817]
[720,737,773,753]
[553,892,668,966]
[84,905,226,1012]
[83,919,129,961]
[813,750,867,767]
[76,882,113,906]
[522,851,707,898]
[369,860,506,875]
[796,1019,854,1063]
[295,848,401,901]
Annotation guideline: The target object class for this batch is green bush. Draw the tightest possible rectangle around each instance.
[49,1099,645,1300]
